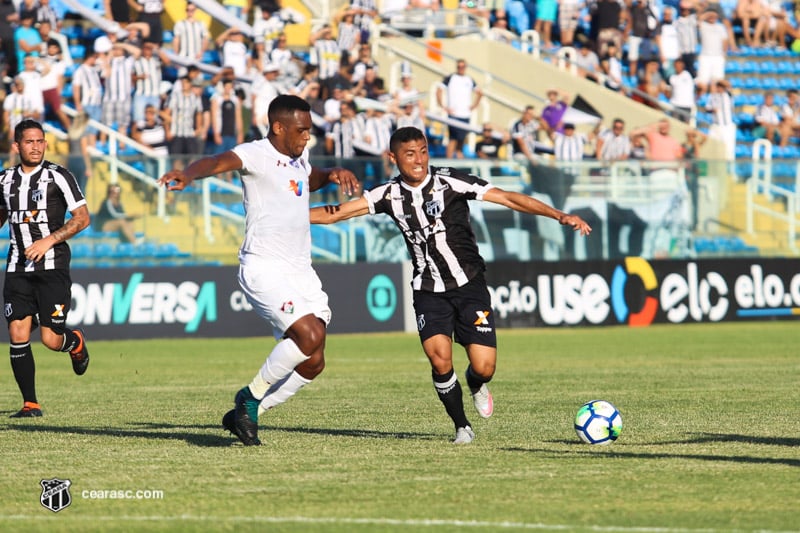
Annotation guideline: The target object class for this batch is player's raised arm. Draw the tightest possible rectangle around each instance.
[310,197,370,224]
[482,187,592,236]
[309,166,360,196]
[157,151,243,191]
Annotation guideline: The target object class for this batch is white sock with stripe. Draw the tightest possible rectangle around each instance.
[248,338,309,399]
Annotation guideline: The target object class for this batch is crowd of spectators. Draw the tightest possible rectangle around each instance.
[0,0,797,187]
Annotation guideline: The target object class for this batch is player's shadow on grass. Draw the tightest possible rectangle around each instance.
[658,433,800,447]
[504,439,800,468]
[3,421,439,447]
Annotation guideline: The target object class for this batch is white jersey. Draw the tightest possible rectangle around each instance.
[232,138,313,270]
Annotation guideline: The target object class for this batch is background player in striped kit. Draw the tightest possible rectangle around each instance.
[310,127,592,444]
[0,119,91,418]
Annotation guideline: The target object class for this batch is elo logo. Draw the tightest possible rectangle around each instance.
[610,257,659,327]
[365,274,396,322]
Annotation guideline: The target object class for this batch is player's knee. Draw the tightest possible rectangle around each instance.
[296,351,325,379]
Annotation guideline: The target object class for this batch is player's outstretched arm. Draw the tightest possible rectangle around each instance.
[483,187,592,236]
[157,151,243,191]
[310,197,370,224]
[309,166,360,197]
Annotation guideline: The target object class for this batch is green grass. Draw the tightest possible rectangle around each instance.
[1,322,798,532]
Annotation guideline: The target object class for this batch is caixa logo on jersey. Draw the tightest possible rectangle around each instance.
[40,478,72,513]
[9,209,48,224]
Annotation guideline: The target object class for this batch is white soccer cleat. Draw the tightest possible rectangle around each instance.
[453,426,475,444]
[471,383,494,419]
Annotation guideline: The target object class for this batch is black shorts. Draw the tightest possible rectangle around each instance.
[3,270,72,332]
[447,115,470,144]
[413,273,496,348]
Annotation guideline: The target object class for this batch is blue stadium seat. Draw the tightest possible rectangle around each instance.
[69,44,86,60]
[61,25,84,42]
[202,50,220,65]
[162,30,173,44]
[114,243,136,258]
[94,242,114,258]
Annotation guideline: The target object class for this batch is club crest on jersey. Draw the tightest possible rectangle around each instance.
[288,180,303,196]
[40,478,72,513]
[417,313,425,331]
[9,210,47,224]
[425,200,443,217]
[31,189,43,202]
[4,303,12,318]
[281,301,295,314]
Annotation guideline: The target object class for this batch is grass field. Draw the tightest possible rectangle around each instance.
[0,321,798,532]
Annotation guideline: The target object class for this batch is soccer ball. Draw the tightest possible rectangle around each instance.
[574,400,622,445]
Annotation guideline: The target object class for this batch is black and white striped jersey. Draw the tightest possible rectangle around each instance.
[364,166,492,292]
[0,160,87,272]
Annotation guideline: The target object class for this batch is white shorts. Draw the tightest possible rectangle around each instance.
[238,260,331,339]
[696,56,725,85]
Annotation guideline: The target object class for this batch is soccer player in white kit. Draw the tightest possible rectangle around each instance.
[158,95,359,446]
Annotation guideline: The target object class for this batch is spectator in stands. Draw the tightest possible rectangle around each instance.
[390,98,427,131]
[436,58,483,159]
[323,84,347,126]
[511,104,544,163]
[635,58,667,108]
[33,0,59,29]
[666,58,695,123]
[290,63,320,97]
[252,5,285,63]
[558,0,583,47]
[393,64,420,101]
[535,0,557,48]
[764,0,791,47]
[351,42,378,83]
[736,0,767,47]
[164,75,204,169]
[39,39,70,131]
[350,0,379,42]
[93,183,142,244]
[251,62,281,138]
[173,2,210,64]
[17,55,45,123]
[627,0,660,80]
[674,1,698,78]
[475,123,508,159]
[362,105,394,183]
[210,78,244,156]
[595,118,631,161]
[335,10,361,57]
[132,41,169,124]
[778,89,800,147]
[131,0,164,45]
[35,19,72,68]
[590,0,626,57]
[542,88,570,134]
[309,23,341,98]
[572,40,600,83]
[630,118,683,161]
[754,90,781,143]
[102,38,141,145]
[551,122,591,165]
[629,130,648,159]
[131,103,169,182]
[357,65,387,100]
[14,10,41,76]
[3,77,36,161]
[72,37,108,180]
[658,6,679,78]
[269,32,293,74]
[705,78,736,160]
[600,41,623,91]
[216,27,252,80]
[695,7,728,95]
[323,59,357,104]
[103,0,131,26]
[326,99,367,196]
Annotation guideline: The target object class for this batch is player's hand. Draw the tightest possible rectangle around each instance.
[158,170,192,191]
[24,238,52,263]
[329,167,360,197]
[559,214,592,237]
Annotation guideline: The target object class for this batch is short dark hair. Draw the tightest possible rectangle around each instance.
[268,94,311,125]
[389,126,426,154]
[14,119,43,144]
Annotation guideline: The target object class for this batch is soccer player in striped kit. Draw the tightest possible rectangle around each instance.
[1,119,91,418]
[311,127,592,443]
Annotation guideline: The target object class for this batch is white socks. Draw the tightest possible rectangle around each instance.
[248,338,309,399]
[257,371,312,416]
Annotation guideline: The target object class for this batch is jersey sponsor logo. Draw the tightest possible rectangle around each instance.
[425,199,443,217]
[288,180,303,196]
[473,310,491,325]
[433,183,450,192]
[51,304,65,317]
[9,210,48,224]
